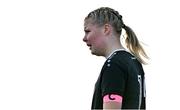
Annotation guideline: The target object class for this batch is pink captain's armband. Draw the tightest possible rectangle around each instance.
[103,94,123,103]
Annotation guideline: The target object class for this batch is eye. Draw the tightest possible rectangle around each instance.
[84,30,90,34]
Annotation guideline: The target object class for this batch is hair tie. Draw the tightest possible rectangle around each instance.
[122,24,126,28]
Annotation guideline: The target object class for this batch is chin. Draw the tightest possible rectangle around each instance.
[91,50,103,57]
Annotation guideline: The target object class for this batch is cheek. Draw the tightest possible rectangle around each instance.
[91,35,104,48]
[95,37,104,46]
[88,31,103,43]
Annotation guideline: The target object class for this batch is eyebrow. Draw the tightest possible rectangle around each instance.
[84,27,88,30]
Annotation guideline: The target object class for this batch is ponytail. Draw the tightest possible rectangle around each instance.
[123,25,149,64]
[84,7,149,64]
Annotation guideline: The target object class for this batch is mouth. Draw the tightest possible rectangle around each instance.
[87,44,92,49]
[87,44,91,47]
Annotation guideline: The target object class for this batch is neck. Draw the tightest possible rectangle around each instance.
[104,42,125,59]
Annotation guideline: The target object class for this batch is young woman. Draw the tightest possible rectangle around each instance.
[83,7,148,109]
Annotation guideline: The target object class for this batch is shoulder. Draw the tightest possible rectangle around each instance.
[103,51,131,72]
[108,50,135,64]
[106,50,141,71]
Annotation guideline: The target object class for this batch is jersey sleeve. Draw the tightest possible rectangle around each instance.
[101,60,126,97]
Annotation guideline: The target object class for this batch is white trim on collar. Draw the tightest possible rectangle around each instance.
[106,49,126,59]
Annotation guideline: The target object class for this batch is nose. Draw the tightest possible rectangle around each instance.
[83,35,87,42]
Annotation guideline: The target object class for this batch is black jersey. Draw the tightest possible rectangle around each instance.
[91,50,146,109]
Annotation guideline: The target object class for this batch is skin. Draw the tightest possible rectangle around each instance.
[83,19,125,109]
[83,20,107,56]
[83,19,125,58]
[103,101,122,109]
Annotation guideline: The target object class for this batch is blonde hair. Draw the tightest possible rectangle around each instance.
[85,7,149,64]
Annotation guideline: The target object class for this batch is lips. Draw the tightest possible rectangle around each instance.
[87,44,92,49]
[86,43,92,47]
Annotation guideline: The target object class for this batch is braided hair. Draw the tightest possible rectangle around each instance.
[85,7,149,64]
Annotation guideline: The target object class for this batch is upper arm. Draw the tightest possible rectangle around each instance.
[103,101,122,109]
[101,59,126,109]
[103,94,123,109]
[101,61,126,97]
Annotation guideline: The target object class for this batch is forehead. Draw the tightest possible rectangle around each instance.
[84,19,95,29]
[84,20,93,28]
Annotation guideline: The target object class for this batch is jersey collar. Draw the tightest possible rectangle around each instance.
[106,49,126,59]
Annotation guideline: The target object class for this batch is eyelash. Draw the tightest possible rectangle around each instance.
[85,30,90,33]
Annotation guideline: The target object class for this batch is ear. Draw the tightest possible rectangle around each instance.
[104,24,112,35]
